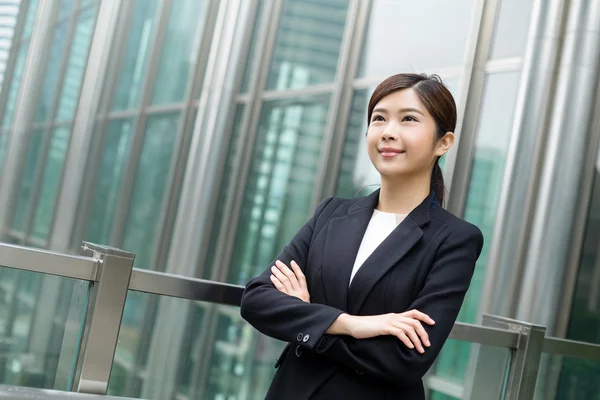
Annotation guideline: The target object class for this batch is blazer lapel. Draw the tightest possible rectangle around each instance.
[320,192,379,311]
[346,193,436,315]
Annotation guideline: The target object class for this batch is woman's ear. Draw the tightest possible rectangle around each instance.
[435,132,454,157]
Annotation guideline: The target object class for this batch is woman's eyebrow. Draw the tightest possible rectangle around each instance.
[372,107,424,115]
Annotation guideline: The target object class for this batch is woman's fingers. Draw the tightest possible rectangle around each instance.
[389,327,413,350]
[405,318,430,347]
[405,309,435,325]
[290,260,307,289]
[393,321,424,353]
[271,264,293,292]
[270,274,286,293]
[275,260,300,291]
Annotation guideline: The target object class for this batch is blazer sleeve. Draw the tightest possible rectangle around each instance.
[240,197,345,352]
[314,224,484,386]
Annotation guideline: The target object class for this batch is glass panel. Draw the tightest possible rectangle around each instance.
[58,0,76,19]
[434,71,521,382]
[150,0,207,105]
[112,0,160,111]
[0,266,89,390]
[22,0,39,39]
[240,0,266,94]
[30,127,71,240]
[430,392,460,400]
[227,95,330,285]
[202,104,245,280]
[34,22,68,123]
[108,292,283,400]
[11,129,44,233]
[489,0,535,60]
[55,7,97,122]
[2,43,29,128]
[265,0,349,90]
[535,353,600,399]
[121,113,179,270]
[358,0,474,78]
[84,119,133,245]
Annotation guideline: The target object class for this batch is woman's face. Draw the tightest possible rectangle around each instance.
[366,88,451,179]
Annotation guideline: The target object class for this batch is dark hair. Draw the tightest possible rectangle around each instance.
[367,73,457,205]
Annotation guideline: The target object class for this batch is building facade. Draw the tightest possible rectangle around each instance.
[0,0,599,399]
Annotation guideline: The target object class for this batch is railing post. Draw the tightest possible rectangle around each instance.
[72,242,135,394]
[475,315,546,400]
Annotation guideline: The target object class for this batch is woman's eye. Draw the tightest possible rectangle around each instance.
[403,116,417,122]
[372,115,385,122]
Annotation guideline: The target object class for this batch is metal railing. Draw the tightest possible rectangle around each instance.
[0,241,599,399]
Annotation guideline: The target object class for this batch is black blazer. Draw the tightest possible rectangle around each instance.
[240,190,484,400]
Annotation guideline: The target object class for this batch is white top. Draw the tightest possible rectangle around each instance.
[349,209,407,285]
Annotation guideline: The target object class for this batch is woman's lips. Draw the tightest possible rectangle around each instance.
[379,148,405,157]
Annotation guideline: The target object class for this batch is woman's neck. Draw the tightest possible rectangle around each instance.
[377,174,431,214]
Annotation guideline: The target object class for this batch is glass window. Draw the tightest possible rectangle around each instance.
[85,119,133,245]
[34,22,68,123]
[112,0,160,111]
[240,0,266,94]
[55,7,97,122]
[0,268,89,390]
[11,128,44,233]
[489,0,535,60]
[434,71,521,382]
[58,0,76,19]
[22,0,39,39]
[265,0,350,90]
[358,0,474,78]
[150,0,208,105]
[3,43,28,128]
[31,127,72,240]
[121,113,179,270]
[227,95,330,285]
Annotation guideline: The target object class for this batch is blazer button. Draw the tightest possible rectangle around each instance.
[302,334,310,343]
[295,345,303,357]
[297,333,304,342]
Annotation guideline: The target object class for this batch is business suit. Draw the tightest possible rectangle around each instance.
[240,189,484,399]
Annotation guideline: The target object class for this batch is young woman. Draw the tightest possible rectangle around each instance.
[240,73,484,400]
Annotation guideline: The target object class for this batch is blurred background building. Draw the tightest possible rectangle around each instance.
[0,0,599,399]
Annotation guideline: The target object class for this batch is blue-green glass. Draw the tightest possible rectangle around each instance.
[202,104,245,280]
[2,43,29,128]
[84,119,133,245]
[537,353,600,399]
[240,0,266,94]
[31,127,71,240]
[58,0,76,19]
[150,0,207,105]
[55,7,96,122]
[11,129,45,233]
[22,0,39,39]
[121,113,179,269]
[434,72,521,381]
[227,95,330,285]
[265,0,349,90]
[112,0,160,111]
[34,22,68,123]
[0,267,89,390]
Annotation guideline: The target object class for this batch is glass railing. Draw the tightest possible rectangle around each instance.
[0,241,598,400]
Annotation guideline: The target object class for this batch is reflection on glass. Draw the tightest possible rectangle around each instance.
[109,292,282,399]
[203,105,245,280]
[0,267,89,390]
[22,0,39,39]
[58,0,76,19]
[112,0,160,111]
[265,0,349,90]
[535,353,600,399]
[489,0,534,60]
[434,71,521,381]
[227,96,330,285]
[3,43,29,128]
[85,119,133,245]
[55,7,97,122]
[358,0,473,78]
[240,0,266,94]
[562,164,600,398]
[31,127,72,240]
[150,0,207,105]
[121,113,179,270]
[34,22,68,122]
[11,129,44,233]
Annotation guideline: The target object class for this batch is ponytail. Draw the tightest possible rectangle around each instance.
[431,158,445,205]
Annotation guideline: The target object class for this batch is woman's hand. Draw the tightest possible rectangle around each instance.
[329,311,435,354]
[270,260,310,303]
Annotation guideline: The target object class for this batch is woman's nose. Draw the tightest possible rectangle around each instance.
[382,130,398,141]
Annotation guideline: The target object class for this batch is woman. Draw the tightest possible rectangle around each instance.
[240,73,484,399]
